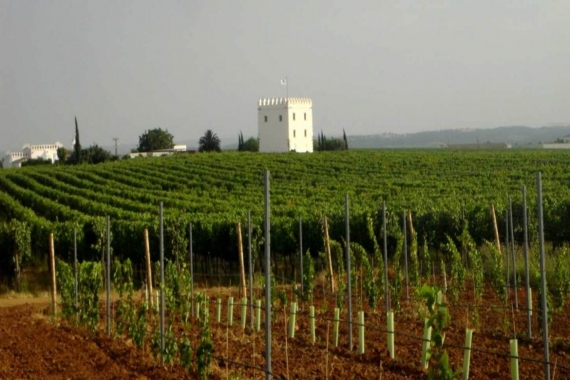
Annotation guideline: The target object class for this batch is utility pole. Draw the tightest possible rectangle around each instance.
[112,138,119,157]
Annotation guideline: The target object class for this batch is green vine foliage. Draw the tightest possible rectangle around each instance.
[8,220,32,290]
[164,260,178,310]
[297,249,315,303]
[165,217,188,270]
[443,235,465,302]
[197,296,213,379]
[349,242,365,309]
[390,231,404,311]
[461,226,484,302]
[179,334,193,372]
[349,242,359,296]
[537,282,553,332]
[419,285,458,380]
[550,245,570,310]
[56,259,76,319]
[408,229,420,289]
[151,322,162,359]
[330,239,347,310]
[484,241,507,303]
[78,261,103,333]
[421,238,432,283]
[163,318,178,366]
[361,246,380,308]
[366,215,385,298]
[179,266,192,326]
[90,217,109,261]
[130,301,148,348]
[113,258,134,337]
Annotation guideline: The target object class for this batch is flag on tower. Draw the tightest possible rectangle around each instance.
[281,78,287,85]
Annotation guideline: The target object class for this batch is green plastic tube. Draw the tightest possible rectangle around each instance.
[421,318,432,369]
[387,311,395,359]
[216,297,222,322]
[529,289,533,316]
[463,329,473,380]
[510,339,519,380]
[358,311,365,354]
[309,306,316,343]
[288,302,297,338]
[228,297,234,326]
[241,297,247,328]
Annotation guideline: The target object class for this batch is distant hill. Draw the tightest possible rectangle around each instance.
[347,126,570,149]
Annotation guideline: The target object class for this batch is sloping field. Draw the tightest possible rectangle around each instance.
[2,150,570,264]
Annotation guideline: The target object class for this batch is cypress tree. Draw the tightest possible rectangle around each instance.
[238,131,244,151]
[74,116,82,164]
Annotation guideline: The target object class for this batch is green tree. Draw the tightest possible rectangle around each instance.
[81,145,113,164]
[199,129,221,152]
[72,116,82,164]
[238,131,244,151]
[57,147,69,163]
[242,137,259,152]
[137,128,174,152]
[315,130,347,151]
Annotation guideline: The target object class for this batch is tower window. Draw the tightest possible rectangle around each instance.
[279,115,283,122]
[264,116,268,122]
[304,113,307,121]
[293,113,296,121]
[304,129,307,137]
[293,130,296,138]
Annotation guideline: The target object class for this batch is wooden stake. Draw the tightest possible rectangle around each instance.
[237,222,247,299]
[49,233,57,317]
[324,216,336,293]
[144,229,153,308]
[490,204,502,255]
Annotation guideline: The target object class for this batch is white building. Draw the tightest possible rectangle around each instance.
[4,142,64,168]
[129,144,187,158]
[258,97,313,153]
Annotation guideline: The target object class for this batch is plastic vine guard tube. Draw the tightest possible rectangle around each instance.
[228,297,234,326]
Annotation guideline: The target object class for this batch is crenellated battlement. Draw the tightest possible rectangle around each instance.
[258,97,312,107]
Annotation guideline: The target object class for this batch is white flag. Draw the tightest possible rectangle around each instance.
[281,78,287,85]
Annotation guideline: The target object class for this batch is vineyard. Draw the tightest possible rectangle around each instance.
[2,149,570,378]
[2,150,570,266]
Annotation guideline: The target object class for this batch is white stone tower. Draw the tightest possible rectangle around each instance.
[258,97,313,153]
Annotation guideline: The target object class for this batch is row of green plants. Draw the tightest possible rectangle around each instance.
[56,258,214,379]
[52,229,570,379]
[4,150,570,273]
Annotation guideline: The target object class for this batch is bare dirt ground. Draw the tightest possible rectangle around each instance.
[1,281,569,379]
[0,301,191,379]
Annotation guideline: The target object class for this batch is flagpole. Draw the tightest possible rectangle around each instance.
[281,77,289,99]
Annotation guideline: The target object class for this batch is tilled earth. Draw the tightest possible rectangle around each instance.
[1,282,570,379]
[0,302,190,379]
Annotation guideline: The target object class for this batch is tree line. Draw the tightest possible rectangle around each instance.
[13,117,351,169]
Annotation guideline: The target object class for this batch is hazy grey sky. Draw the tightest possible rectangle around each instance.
[1,1,569,151]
